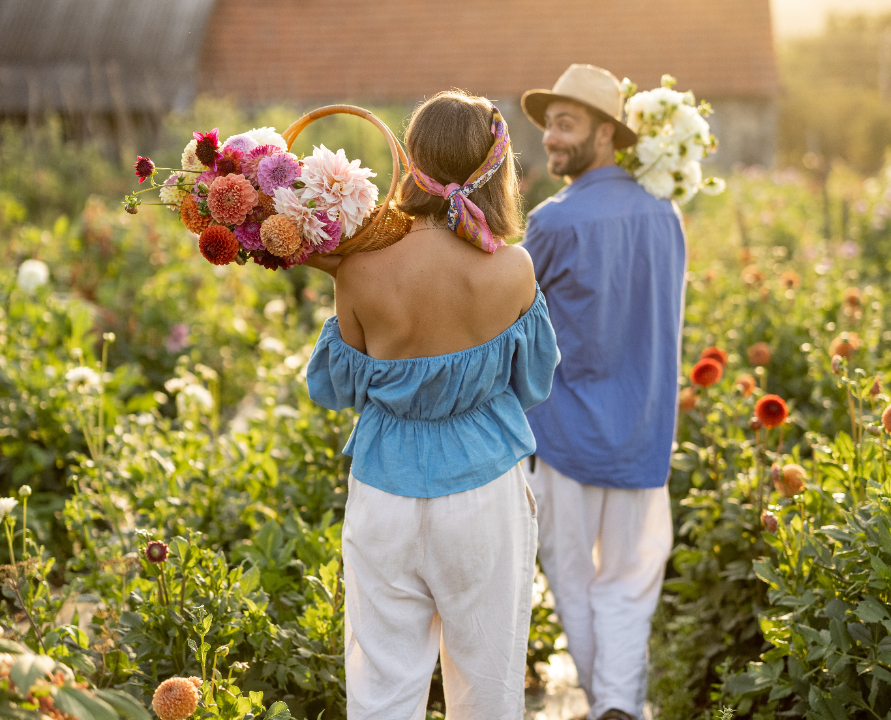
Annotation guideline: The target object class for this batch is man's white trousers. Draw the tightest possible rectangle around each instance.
[342,464,538,720]
[525,458,672,720]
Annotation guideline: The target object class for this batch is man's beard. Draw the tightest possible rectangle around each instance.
[546,131,597,179]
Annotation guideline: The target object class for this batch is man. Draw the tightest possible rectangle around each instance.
[519,65,686,720]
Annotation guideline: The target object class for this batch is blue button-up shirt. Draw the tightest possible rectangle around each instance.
[522,165,686,489]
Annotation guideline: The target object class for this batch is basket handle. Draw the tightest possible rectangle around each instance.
[282,105,409,244]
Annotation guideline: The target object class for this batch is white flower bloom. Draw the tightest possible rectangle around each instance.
[637,168,676,199]
[164,377,188,394]
[65,366,101,389]
[16,259,49,293]
[178,384,214,413]
[264,299,286,319]
[159,173,190,210]
[259,337,286,354]
[700,177,727,196]
[635,135,667,167]
[134,413,154,426]
[0,498,18,522]
[243,127,288,152]
[181,139,205,172]
[672,105,710,143]
[44,366,57,379]
[272,405,300,419]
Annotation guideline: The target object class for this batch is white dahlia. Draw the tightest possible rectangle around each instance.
[160,173,190,211]
[296,145,378,237]
[181,139,205,172]
[637,168,676,200]
[243,127,288,152]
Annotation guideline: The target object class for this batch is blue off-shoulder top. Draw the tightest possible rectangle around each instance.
[306,286,560,498]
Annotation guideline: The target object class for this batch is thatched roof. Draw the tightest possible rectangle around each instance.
[0,0,215,115]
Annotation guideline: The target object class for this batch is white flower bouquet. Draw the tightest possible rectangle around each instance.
[619,75,726,204]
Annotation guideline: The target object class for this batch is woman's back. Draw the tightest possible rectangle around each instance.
[334,227,536,360]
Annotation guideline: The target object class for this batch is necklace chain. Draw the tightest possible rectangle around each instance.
[405,218,447,235]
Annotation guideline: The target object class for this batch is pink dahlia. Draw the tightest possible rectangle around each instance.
[297,144,378,237]
[216,145,244,177]
[193,128,222,169]
[234,220,264,251]
[318,212,343,254]
[242,144,282,185]
[207,174,258,226]
[257,152,302,196]
[191,168,221,202]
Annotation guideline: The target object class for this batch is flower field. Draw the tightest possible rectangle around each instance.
[2,108,891,719]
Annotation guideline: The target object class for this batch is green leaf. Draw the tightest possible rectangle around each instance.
[264,701,292,720]
[9,654,56,693]
[94,689,152,720]
[855,596,889,624]
[830,619,852,653]
[54,686,119,720]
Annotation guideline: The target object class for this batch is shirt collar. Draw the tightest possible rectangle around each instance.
[565,165,633,193]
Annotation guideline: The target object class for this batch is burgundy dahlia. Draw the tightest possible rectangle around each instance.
[134,156,155,183]
[193,128,222,168]
[145,540,169,564]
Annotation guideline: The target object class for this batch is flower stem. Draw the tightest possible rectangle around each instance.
[21,497,27,559]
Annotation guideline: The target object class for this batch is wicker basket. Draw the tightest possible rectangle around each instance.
[281,105,414,256]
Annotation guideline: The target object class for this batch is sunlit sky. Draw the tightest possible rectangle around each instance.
[772,0,891,37]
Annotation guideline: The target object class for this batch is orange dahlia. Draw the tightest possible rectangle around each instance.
[842,287,861,307]
[679,387,698,412]
[257,191,277,215]
[747,342,771,367]
[690,358,723,387]
[180,195,212,235]
[777,463,806,497]
[882,405,891,434]
[700,346,728,367]
[741,264,764,286]
[828,332,860,359]
[735,373,757,397]
[199,225,240,266]
[754,394,788,429]
[207,174,258,226]
[152,677,200,720]
[260,214,307,259]
[779,270,800,289]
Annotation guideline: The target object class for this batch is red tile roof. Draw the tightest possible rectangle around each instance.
[198,0,778,103]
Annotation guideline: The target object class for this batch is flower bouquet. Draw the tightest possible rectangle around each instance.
[125,125,380,270]
[618,75,725,204]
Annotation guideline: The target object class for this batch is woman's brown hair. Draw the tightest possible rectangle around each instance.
[396,90,523,240]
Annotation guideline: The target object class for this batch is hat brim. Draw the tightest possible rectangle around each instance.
[520,89,638,150]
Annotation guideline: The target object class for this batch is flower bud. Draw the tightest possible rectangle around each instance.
[780,464,807,497]
[215,645,229,657]
[831,355,842,374]
[868,425,882,436]
[145,540,169,564]
[770,462,781,491]
[197,182,209,195]
[749,417,763,431]
[103,332,116,343]
[883,405,891,434]
[17,485,31,498]
[761,511,778,533]
[870,377,882,397]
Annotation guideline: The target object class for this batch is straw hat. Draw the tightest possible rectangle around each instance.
[521,64,638,149]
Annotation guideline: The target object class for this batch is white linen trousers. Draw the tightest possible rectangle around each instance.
[342,464,538,720]
[524,458,672,720]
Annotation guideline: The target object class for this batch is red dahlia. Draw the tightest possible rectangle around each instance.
[134,156,155,183]
[145,540,169,564]
[754,394,788,429]
[193,128,221,168]
[699,346,728,367]
[690,358,723,387]
[199,225,240,265]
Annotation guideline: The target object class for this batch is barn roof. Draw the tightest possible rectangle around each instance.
[197,0,779,105]
[0,0,215,115]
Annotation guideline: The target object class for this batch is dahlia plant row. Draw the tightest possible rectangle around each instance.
[125,127,379,270]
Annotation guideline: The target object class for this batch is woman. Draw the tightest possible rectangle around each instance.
[305,90,559,719]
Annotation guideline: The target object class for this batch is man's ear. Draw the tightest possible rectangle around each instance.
[595,121,616,147]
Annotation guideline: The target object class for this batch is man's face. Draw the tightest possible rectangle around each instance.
[542,100,598,179]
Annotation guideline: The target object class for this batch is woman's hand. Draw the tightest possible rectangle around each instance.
[303,254,344,278]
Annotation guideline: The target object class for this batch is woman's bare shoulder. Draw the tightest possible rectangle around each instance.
[488,244,536,311]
